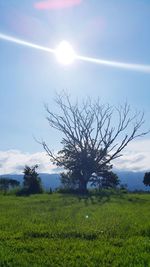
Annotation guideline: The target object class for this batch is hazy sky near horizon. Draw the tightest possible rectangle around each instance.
[0,0,150,173]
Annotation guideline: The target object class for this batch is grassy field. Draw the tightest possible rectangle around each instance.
[0,192,150,267]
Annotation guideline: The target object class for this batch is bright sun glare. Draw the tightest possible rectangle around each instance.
[0,33,150,73]
[55,41,76,65]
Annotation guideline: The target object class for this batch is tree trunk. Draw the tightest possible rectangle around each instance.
[79,179,88,194]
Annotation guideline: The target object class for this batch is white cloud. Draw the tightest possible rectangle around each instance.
[0,138,150,174]
[113,138,150,172]
[0,150,56,175]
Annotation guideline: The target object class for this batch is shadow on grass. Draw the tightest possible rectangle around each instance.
[57,189,150,206]
[76,190,122,206]
[127,196,149,203]
[77,189,150,205]
[24,231,98,240]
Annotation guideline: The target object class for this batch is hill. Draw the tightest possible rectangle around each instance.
[116,171,148,191]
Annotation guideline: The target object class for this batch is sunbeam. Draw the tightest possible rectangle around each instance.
[0,32,150,73]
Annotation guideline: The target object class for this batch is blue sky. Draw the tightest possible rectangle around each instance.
[0,0,150,173]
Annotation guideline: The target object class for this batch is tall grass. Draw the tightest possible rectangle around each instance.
[0,193,150,266]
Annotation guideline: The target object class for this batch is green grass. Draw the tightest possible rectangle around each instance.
[0,192,150,266]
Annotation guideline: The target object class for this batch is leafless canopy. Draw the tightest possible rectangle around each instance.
[42,93,148,166]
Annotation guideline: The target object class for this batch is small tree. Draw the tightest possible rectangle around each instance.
[0,178,20,194]
[23,165,43,194]
[143,172,150,187]
[42,93,149,194]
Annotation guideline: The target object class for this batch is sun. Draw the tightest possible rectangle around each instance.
[55,41,76,65]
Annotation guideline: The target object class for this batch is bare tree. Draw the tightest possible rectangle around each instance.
[41,93,148,193]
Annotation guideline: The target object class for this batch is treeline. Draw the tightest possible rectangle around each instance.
[0,164,150,196]
[0,178,20,194]
[0,165,120,195]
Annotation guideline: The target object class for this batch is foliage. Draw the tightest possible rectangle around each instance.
[91,171,120,189]
[143,172,150,186]
[0,193,150,266]
[42,93,148,193]
[0,178,20,194]
[18,165,43,195]
[60,170,119,193]
[60,171,79,191]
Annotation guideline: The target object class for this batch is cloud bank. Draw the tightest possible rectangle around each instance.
[113,139,150,172]
[0,150,55,175]
[0,139,150,175]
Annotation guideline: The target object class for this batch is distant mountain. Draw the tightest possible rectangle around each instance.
[0,174,23,183]
[116,171,149,191]
[0,171,149,191]
[39,173,60,190]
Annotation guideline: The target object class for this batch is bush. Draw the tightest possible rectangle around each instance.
[56,187,80,194]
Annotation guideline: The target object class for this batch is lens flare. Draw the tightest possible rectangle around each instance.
[76,55,150,73]
[34,0,82,10]
[0,33,54,53]
[0,32,150,73]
